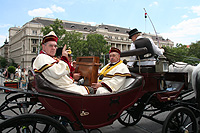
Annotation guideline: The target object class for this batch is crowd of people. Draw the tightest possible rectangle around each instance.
[2,65,28,89]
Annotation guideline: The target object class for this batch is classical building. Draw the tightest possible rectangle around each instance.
[1,17,174,68]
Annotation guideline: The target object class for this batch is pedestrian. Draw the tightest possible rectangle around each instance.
[21,68,28,89]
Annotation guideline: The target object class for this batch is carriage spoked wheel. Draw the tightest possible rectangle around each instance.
[118,102,143,126]
[0,93,42,120]
[162,107,198,133]
[0,113,69,133]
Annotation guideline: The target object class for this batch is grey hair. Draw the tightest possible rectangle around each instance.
[43,42,47,45]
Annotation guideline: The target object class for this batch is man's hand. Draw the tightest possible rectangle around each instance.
[62,45,69,58]
[72,61,76,68]
[91,83,102,91]
[73,73,81,81]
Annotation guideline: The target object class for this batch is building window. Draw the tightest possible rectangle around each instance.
[32,47,36,53]
[32,30,37,35]
[32,39,37,44]
[83,35,86,39]
[84,27,87,30]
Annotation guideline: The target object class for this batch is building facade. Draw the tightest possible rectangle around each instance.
[1,17,174,68]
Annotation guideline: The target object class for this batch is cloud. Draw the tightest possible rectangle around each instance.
[161,5,200,45]
[181,15,188,19]
[28,5,65,17]
[160,17,200,45]
[191,5,200,16]
[149,2,158,7]
[51,5,65,13]
[28,8,53,17]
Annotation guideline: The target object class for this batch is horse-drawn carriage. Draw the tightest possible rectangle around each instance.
[0,48,199,133]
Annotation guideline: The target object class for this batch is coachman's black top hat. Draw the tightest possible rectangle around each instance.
[128,28,141,39]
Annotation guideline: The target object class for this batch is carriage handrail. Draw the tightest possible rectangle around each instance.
[120,47,148,57]
[126,59,156,62]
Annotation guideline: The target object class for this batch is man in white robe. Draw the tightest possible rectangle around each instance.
[91,47,131,94]
[33,31,92,95]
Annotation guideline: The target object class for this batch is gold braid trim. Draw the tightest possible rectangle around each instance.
[34,61,58,73]
[84,86,90,94]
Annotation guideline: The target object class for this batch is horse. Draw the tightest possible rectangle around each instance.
[169,62,196,85]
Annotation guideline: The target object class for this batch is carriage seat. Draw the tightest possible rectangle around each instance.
[35,73,82,96]
[33,72,143,95]
[117,73,143,93]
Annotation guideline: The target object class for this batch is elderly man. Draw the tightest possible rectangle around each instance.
[91,47,131,94]
[33,31,93,95]
[127,28,164,67]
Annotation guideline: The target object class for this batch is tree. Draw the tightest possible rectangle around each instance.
[0,56,8,68]
[188,41,200,59]
[163,42,200,65]
[41,19,110,63]
[62,31,86,59]
[86,33,110,62]
[41,18,66,47]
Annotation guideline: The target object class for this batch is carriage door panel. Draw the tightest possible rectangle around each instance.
[80,95,120,127]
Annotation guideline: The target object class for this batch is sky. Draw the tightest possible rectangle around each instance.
[1,0,200,47]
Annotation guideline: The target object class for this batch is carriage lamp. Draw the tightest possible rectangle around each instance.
[155,55,169,73]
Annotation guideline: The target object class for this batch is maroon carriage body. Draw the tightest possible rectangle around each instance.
[34,73,144,130]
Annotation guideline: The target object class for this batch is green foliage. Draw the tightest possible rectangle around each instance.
[7,66,16,73]
[41,18,66,47]
[62,31,85,59]
[0,56,8,68]
[163,42,200,65]
[86,34,110,62]
[41,19,111,63]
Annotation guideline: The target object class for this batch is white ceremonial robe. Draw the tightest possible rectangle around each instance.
[97,61,131,94]
[33,54,89,95]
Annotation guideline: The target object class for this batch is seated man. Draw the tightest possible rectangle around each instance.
[91,47,131,94]
[33,31,93,95]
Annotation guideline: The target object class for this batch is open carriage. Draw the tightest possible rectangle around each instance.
[0,48,199,133]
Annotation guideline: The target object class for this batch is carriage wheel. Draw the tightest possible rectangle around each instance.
[0,93,42,120]
[162,107,198,133]
[0,113,69,132]
[118,102,143,126]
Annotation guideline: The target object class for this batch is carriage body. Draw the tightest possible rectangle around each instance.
[34,72,144,130]
[22,66,188,131]
[0,55,194,132]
